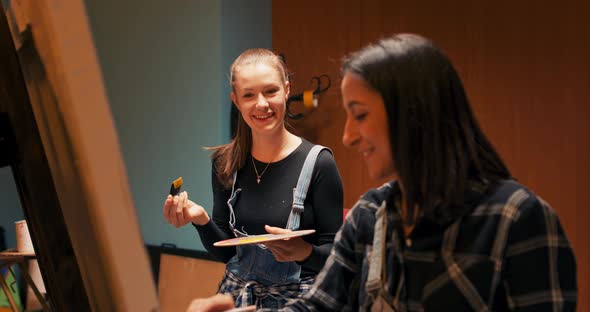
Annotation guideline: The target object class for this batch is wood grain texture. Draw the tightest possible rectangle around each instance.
[0,3,90,311]
[273,0,590,309]
[1,0,158,310]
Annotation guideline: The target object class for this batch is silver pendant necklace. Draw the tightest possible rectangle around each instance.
[252,156,271,184]
[252,140,288,184]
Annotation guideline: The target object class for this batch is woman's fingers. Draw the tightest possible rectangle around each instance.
[264,224,291,234]
[186,294,234,312]
[164,192,203,227]
[264,245,284,261]
[265,241,294,261]
[177,192,186,214]
[163,195,173,222]
[174,192,185,226]
[265,236,311,262]
[169,195,180,227]
[183,199,199,224]
[182,200,192,224]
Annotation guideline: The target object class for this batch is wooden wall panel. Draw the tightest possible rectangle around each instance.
[273,0,376,212]
[274,0,590,310]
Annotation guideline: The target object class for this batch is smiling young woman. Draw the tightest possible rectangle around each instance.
[163,48,344,309]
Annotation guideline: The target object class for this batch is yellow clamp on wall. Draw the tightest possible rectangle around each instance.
[303,90,315,111]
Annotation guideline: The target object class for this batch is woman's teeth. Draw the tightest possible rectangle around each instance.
[253,114,273,120]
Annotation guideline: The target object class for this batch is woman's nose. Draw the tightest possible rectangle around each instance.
[342,118,360,147]
[256,93,269,108]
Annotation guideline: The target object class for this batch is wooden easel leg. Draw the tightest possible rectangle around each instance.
[16,261,50,312]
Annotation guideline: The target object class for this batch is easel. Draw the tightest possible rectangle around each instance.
[0,0,158,310]
[0,250,49,312]
[0,5,88,311]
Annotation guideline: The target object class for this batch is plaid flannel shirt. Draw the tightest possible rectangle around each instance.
[271,179,577,311]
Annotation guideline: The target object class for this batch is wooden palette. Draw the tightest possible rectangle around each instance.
[214,229,315,247]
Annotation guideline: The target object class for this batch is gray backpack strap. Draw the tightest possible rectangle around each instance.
[286,145,329,230]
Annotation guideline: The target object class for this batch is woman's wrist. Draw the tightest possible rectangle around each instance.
[297,242,313,262]
[192,211,210,226]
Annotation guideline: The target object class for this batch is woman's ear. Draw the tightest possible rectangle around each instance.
[284,81,290,100]
[230,92,238,108]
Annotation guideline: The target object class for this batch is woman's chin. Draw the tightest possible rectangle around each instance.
[367,167,397,181]
[250,120,279,133]
[367,169,383,181]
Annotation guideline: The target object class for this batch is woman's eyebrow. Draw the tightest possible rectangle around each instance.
[347,101,363,109]
[240,84,279,92]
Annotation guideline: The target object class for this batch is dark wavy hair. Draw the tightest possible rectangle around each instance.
[342,34,511,225]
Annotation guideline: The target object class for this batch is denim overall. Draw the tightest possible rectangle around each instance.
[219,145,327,308]
[364,202,397,312]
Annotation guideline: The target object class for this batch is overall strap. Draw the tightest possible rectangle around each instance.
[365,201,396,312]
[366,201,388,295]
[286,145,328,230]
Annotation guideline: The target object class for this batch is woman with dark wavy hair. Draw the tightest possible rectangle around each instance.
[187,33,577,312]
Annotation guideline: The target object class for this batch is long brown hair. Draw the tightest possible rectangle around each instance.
[207,48,289,188]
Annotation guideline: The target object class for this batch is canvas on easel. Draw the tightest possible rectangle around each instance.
[0,0,158,310]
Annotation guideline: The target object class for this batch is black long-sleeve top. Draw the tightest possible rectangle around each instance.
[194,139,344,277]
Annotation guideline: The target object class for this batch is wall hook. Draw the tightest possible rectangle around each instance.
[286,74,331,120]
